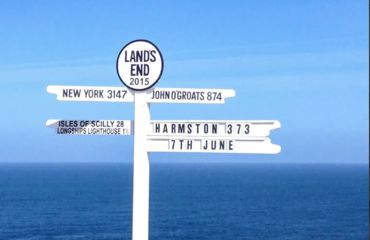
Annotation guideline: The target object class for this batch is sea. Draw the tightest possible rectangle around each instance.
[0,163,368,240]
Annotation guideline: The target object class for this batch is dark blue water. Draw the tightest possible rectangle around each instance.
[0,163,368,240]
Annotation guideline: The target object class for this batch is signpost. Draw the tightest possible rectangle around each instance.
[46,39,281,240]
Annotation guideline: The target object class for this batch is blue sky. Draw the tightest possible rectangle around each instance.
[0,1,368,163]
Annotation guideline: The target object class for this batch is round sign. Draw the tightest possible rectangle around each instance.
[116,39,164,91]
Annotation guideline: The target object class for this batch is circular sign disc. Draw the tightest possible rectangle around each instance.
[116,39,164,91]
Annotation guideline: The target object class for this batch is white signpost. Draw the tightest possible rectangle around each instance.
[46,39,281,240]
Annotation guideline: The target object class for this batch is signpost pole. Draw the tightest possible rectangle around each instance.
[132,91,151,240]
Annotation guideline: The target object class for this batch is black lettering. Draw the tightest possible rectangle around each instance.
[179,139,184,149]
[220,140,225,150]
[187,140,193,150]
[163,124,168,133]
[171,91,177,99]
[164,91,170,99]
[130,64,136,75]
[211,140,216,150]
[62,89,68,97]
[130,51,136,61]
[155,123,160,133]
[212,124,218,134]
[93,90,99,98]
[178,124,185,134]
[170,140,175,149]
[203,140,208,150]
[133,64,149,76]
[150,50,156,62]
[195,124,201,133]
[136,50,143,62]
[124,51,129,62]
[171,124,176,133]
[200,92,205,100]
[204,124,209,134]
[63,89,81,98]
[229,140,234,150]
[187,124,192,134]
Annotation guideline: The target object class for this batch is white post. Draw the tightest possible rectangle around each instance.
[132,91,151,240]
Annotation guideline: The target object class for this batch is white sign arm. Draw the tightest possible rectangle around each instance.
[46,119,133,135]
[47,85,134,102]
[147,120,280,137]
[147,88,235,104]
[146,136,281,154]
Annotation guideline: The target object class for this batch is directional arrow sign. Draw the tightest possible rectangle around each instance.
[47,85,235,104]
[148,120,280,137]
[47,85,134,102]
[146,137,281,154]
[46,120,132,135]
[148,88,235,104]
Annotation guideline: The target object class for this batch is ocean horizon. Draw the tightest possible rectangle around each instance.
[0,162,368,239]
